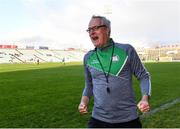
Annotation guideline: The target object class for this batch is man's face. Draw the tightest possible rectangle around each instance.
[87,18,110,48]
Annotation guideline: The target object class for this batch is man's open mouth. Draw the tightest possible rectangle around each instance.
[92,36,99,41]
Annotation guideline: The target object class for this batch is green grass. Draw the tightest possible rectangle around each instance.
[134,62,180,105]
[0,62,179,127]
[142,103,180,128]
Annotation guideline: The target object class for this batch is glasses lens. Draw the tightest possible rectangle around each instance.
[86,25,106,32]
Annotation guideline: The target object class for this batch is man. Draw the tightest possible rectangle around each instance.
[37,59,40,65]
[62,57,65,65]
[78,15,151,128]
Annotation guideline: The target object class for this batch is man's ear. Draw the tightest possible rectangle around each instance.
[107,28,111,36]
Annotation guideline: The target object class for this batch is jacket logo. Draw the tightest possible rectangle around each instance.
[112,55,119,62]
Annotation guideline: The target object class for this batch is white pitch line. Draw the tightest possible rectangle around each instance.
[140,98,180,119]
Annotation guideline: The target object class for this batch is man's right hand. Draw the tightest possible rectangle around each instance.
[78,103,88,114]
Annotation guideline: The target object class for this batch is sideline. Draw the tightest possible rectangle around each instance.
[140,98,180,119]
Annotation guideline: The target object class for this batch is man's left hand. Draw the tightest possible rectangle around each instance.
[137,100,150,113]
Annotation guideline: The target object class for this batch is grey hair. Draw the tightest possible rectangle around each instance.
[91,15,111,36]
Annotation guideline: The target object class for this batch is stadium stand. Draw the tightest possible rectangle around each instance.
[136,44,180,62]
[0,44,179,64]
[0,48,86,64]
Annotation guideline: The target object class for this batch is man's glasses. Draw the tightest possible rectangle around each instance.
[86,25,106,33]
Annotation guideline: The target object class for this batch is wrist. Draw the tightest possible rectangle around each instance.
[81,96,89,106]
[141,95,149,101]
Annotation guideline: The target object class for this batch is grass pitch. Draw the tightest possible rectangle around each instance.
[0,62,179,127]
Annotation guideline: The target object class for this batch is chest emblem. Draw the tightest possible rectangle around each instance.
[112,55,119,62]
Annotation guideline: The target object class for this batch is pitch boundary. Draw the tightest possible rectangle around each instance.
[140,98,180,119]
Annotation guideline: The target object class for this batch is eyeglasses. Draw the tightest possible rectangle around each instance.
[86,25,106,33]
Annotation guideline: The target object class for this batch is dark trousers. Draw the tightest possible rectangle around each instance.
[88,117,142,128]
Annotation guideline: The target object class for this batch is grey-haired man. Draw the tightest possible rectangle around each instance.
[78,15,151,128]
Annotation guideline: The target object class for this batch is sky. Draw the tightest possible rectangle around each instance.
[0,0,179,49]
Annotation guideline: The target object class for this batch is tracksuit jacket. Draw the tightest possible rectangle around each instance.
[82,38,151,123]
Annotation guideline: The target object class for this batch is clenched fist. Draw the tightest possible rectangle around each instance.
[78,103,88,114]
[137,100,150,113]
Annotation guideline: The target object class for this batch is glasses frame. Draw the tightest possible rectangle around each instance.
[86,25,106,33]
